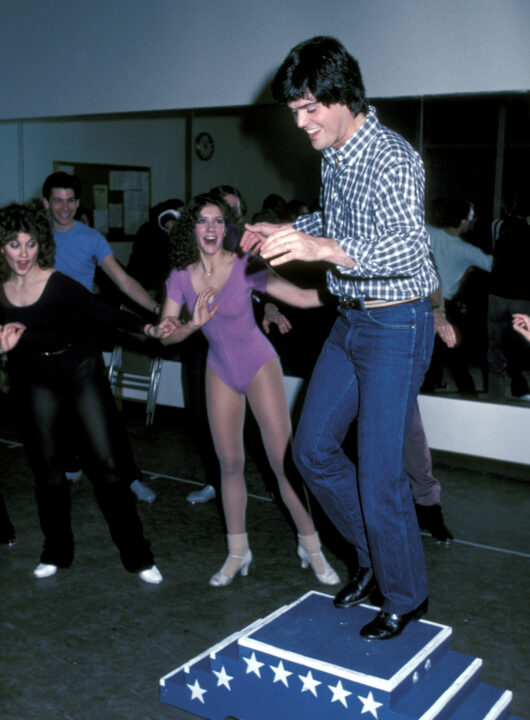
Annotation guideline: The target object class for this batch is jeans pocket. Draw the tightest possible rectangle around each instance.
[364,306,416,331]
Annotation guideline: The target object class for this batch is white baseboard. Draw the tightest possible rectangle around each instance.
[106,355,529,466]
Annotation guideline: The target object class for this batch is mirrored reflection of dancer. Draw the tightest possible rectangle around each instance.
[160,193,339,587]
[0,203,174,583]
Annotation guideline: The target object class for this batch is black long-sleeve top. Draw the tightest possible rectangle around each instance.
[0,271,146,373]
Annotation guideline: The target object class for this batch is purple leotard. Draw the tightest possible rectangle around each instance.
[166,255,278,393]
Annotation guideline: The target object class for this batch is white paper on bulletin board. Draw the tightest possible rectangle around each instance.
[109,171,148,192]
[93,184,108,210]
[93,209,109,235]
[123,188,149,235]
[109,203,123,229]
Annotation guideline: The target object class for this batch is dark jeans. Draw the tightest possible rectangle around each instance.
[293,299,433,614]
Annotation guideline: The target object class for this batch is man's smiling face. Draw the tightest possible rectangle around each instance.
[287,90,360,151]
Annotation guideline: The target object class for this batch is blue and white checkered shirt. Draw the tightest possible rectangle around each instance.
[293,106,438,302]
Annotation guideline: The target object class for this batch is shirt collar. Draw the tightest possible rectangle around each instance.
[323,105,379,167]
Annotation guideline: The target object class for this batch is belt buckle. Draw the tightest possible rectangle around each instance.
[340,297,362,310]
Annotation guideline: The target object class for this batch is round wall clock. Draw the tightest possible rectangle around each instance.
[194,132,215,161]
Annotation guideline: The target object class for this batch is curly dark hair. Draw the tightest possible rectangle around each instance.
[272,36,368,116]
[168,193,238,270]
[0,202,55,281]
[209,185,247,218]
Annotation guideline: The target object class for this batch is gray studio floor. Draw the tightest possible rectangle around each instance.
[1,394,529,720]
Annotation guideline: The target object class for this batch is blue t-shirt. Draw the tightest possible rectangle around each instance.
[53,221,113,291]
[427,225,492,300]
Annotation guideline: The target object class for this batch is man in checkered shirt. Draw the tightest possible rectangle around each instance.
[241,36,439,641]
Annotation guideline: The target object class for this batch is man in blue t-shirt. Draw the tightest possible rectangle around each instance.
[43,171,160,312]
[42,171,158,503]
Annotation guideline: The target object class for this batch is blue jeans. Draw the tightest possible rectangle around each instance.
[293,299,434,614]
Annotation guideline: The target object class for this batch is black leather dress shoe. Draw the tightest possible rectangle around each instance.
[415,503,453,543]
[333,567,375,608]
[360,597,428,641]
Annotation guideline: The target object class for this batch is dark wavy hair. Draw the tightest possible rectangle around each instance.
[42,171,81,200]
[168,193,236,270]
[0,202,55,281]
[428,197,474,229]
[272,36,368,115]
[209,185,247,218]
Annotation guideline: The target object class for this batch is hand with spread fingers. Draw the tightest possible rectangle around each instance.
[242,222,355,269]
[262,302,292,335]
[192,287,218,328]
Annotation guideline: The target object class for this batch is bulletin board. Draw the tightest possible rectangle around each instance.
[53,161,151,241]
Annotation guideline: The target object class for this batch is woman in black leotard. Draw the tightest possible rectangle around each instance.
[0,203,174,583]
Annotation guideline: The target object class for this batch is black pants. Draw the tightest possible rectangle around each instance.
[0,490,15,539]
[13,351,153,572]
[487,294,530,399]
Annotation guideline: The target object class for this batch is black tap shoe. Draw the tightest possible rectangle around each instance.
[333,567,376,608]
[360,597,428,641]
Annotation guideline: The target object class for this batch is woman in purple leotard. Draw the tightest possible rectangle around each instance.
[160,193,340,587]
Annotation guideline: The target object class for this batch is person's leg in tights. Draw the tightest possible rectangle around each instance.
[247,357,339,584]
[182,335,220,503]
[205,365,250,586]
[247,357,313,532]
[71,356,154,573]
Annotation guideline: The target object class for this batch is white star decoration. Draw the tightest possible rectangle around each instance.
[358,690,384,718]
[270,660,292,687]
[243,652,264,677]
[328,680,352,708]
[186,678,207,704]
[213,665,234,690]
[298,670,322,697]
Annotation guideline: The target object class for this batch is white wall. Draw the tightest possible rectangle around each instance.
[418,395,530,465]
[108,354,530,465]
[0,114,187,207]
[0,0,528,121]
[191,108,321,218]
[0,107,321,218]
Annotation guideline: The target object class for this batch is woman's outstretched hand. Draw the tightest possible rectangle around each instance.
[0,323,25,353]
[192,287,218,328]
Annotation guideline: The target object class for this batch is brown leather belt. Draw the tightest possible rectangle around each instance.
[339,297,420,310]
